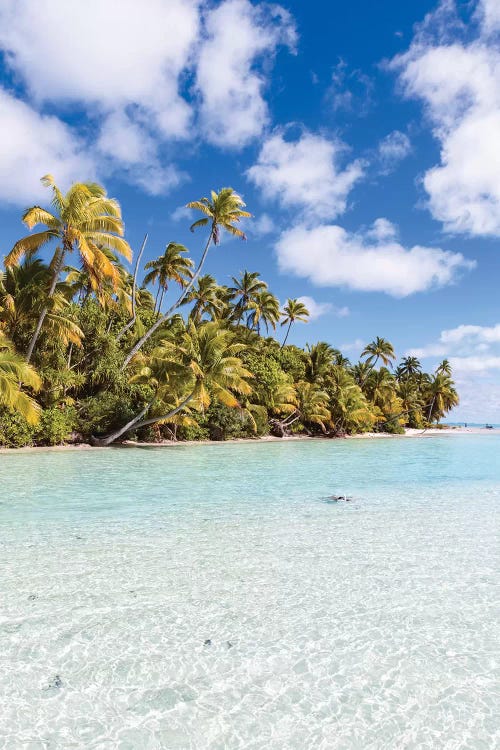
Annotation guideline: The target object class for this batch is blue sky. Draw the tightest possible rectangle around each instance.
[0,0,499,421]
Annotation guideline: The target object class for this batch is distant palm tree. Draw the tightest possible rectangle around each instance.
[143,243,193,317]
[399,355,422,379]
[280,298,309,348]
[0,333,42,424]
[247,291,280,334]
[5,175,131,362]
[351,361,373,388]
[185,275,223,323]
[123,188,251,368]
[361,337,396,368]
[436,358,452,376]
[229,271,268,323]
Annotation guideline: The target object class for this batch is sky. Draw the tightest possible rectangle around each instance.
[0,0,499,422]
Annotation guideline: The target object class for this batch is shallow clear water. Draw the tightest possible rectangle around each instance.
[1,436,499,750]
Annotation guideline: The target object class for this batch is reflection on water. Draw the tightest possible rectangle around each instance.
[1,437,499,749]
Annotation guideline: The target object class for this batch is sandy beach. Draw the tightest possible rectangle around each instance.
[0,425,496,454]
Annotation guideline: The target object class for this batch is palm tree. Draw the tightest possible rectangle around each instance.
[328,366,376,434]
[280,298,309,348]
[143,243,193,317]
[1,257,83,351]
[229,271,267,323]
[294,381,331,433]
[185,275,223,323]
[424,373,459,423]
[364,367,396,411]
[122,188,251,368]
[398,355,421,379]
[5,175,131,362]
[361,337,396,368]
[305,341,336,384]
[351,361,373,388]
[246,291,280,334]
[436,359,452,376]
[0,334,42,424]
[92,321,253,445]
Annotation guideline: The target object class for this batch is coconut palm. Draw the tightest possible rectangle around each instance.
[361,337,396,368]
[305,341,336,384]
[185,275,224,324]
[294,381,331,433]
[122,188,251,368]
[1,257,83,351]
[436,358,452,376]
[5,175,131,362]
[92,321,253,445]
[328,366,376,434]
[280,298,310,348]
[424,373,459,423]
[364,367,396,410]
[351,361,373,387]
[246,291,280,334]
[143,243,193,317]
[0,334,42,424]
[229,271,267,323]
[398,355,422,379]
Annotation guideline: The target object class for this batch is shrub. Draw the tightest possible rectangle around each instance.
[0,411,37,448]
[36,406,77,446]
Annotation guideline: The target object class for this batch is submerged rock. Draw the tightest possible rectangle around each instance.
[204,639,212,646]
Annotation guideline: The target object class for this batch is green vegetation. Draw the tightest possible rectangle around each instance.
[0,176,459,448]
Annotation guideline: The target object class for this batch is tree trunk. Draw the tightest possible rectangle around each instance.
[153,283,160,315]
[90,393,194,446]
[281,320,292,348]
[157,286,166,318]
[26,247,66,363]
[121,229,213,370]
[116,233,148,341]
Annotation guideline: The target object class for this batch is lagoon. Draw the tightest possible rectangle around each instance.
[1,436,499,749]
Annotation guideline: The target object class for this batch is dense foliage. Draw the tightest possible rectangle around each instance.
[0,177,459,447]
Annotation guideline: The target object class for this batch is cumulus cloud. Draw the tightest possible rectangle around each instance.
[0,87,96,204]
[196,0,296,147]
[275,219,475,297]
[0,0,296,201]
[377,130,412,173]
[296,296,349,320]
[408,323,500,359]
[479,0,500,35]
[0,0,199,137]
[247,131,364,220]
[251,213,275,237]
[391,0,500,236]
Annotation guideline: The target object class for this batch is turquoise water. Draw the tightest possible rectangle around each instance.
[1,436,499,749]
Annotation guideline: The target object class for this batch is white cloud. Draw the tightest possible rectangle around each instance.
[408,323,500,358]
[479,0,500,35]
[296,296,349,321]
[0,0,296,200]
[377,130,412,172]
[0,87,96,205]
[196,0,296,147]
[247,131,364,220]
[340,338,365,354]
[392,0,500,236]
[251,213,275,236]
[171,206,192,223]
[275,220,474,297]
[0,0,199,138]
[450,356,500,373]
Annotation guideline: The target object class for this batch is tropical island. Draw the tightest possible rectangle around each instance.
[0,176,458,449]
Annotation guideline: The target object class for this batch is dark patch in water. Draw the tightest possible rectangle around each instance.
[204,639,212,646]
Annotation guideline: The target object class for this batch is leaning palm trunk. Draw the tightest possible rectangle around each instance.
[90,393,194,446]
[116,234,148,341]
[121,231,213,370]
[25,246,66,363]
[281,320,293,348]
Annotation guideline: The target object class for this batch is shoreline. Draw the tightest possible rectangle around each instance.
[0,426,496,454]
